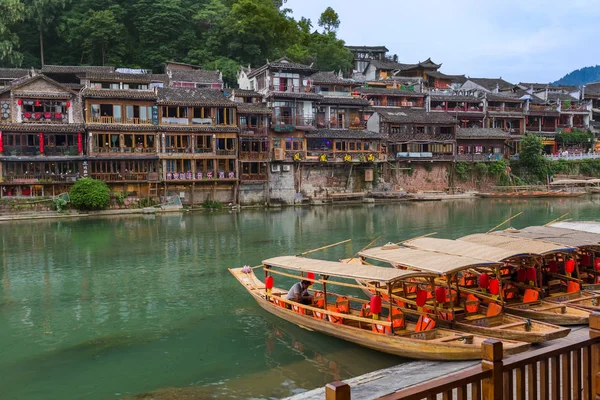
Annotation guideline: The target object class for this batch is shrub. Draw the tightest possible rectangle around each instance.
[52,197,68,212]
[202,199,223,209]
[454,162,471,182]
[69,178,110,210]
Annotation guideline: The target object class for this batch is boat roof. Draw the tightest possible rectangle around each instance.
[262,256,435,284]
[493,226,600,248]
[459,233,574,255]
[551,221,600,234]
[358,246,501,275]
[403,237,540,263]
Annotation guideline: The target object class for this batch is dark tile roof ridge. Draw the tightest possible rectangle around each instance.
[1,74,78,96]
[41,65,115,74]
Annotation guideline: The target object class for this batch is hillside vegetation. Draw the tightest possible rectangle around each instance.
[0,0,352,85]
[553,65,600,86]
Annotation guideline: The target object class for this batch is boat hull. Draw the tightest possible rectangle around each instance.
[545,291,600,312]
[504,301,590,325]
[477,192,585,198]
[231,268,529,360]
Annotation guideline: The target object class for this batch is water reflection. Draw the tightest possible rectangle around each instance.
[0,198,598,399]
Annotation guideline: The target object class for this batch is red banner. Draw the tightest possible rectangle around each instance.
[77,132,82,153]
[0,131,3,153]
[39,132,44,154]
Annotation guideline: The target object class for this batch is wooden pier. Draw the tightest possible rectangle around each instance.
[325,313,600,400]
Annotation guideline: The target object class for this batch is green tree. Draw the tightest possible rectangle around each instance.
[70,178,111,211]
[28,0,70,66]
[0,0,25,65]
[519,134,548,183]
[318,7,340,34]
[77,9,126,65]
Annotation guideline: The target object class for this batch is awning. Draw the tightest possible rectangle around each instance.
[403,237,540,263]
[551,222,600,235]
[358,246,500,275]
[495,226,600,247]
[262,256,435,284]
[459,233,574,255]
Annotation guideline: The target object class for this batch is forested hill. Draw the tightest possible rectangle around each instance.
[553,65,600,86]
[0,0,352,85]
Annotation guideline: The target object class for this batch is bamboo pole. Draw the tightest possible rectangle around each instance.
[345,236,381,263]
[396,232,438,245]
[486,212,523,234]
[545,212,570,226]
[297,239,351,256]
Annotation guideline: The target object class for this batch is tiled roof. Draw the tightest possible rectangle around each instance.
[0,68,31,79]
[358,87,424,96]
[466,78,514,91]
[346,46,389,52]
[486,93,524,102]
[168,69,222,84]
[83,72,153,84]
[268,91,323,100]
[86,123,158,132]
[377,108,457,124]
[41,65,115,74]
[232,89,261,97]
[305,129,386,139]
[13,91,73,99]
[157,87,232,106]
[430,94,482,102]
[0,74,78,96]
[389,129,455,143]
[367,60,416,71]
[159,125,239,133]
[236,103,272,114]
[247,57,317,79]
[82,88,158,100]
[318,96,369,106]
[308,71,354,85]
[456,127,511,139]
[0,123,84,133]
[546,92,578,102]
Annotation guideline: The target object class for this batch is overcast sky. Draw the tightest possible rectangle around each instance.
[285,0,599,84]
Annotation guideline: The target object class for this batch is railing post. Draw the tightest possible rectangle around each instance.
[481,339,504,400]
[591,313,600,400]
[325,381,351,400]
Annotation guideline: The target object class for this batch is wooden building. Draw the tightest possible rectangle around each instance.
[456,127,511,161]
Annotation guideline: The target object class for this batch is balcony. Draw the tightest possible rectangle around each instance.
[562,104,588,112]
[488,106,523,113]
[43,146,80,156]
[166,171,237,180]
[164,146,193,154]
[392,152,454,161]
[529,105,557,112]
[88,116,152,124]
[215,149,236,156]
[302,150,385,163]
[269,84,307,93]
[272,116,315,130]
[3,146,40,156]
[316,119,366,129]
[2,174,79,183]
[239,151,270,160]
[90,172,150,181]
[239,126,268,135]
[240,173,268,181]
[92,146,156,154]
[22,112,67,123]
[456,153,504,162]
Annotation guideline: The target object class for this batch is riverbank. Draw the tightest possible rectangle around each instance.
[0,192,483,222]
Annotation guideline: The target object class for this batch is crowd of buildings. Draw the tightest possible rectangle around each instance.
[0,45,599,203]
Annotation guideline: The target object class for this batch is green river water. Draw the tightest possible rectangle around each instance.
[1,197,599,400]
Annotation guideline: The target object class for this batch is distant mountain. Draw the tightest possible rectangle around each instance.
[553,65,600,86]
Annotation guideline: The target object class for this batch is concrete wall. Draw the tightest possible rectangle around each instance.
[269,163,296,203]
[239,182,267,205]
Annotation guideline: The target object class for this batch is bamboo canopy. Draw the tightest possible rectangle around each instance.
[262,256,436,283]
[459,233,574,255]
[403,237,540,263]
[550,221,600,235]
[493,226,600,248]
[358,246,501,275]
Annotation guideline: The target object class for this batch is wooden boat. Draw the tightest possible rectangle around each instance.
[398,236,591,325]
[588,187,600,194]
[477,191,585,198]
[230,256,530,360]
[351,245,571,343]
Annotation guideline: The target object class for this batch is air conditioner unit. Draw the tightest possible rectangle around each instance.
[271,164,281,172]
[282,165,291,172]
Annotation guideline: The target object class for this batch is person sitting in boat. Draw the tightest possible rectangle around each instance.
[287,280,313,305]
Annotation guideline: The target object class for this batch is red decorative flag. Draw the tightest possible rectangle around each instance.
[39,133,44,154]
[77,132,83,153]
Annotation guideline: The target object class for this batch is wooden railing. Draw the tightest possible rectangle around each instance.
[325,313,600,400]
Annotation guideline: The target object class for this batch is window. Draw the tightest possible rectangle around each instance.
[284,138,302,151]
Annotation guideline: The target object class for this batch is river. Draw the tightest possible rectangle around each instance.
[0,197,599,399]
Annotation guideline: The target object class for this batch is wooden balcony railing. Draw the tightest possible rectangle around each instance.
[272,116,315,127]
[166,171,237,180]
[239,151,270,160]
[488,106,523,113]
[3,174,79,183]
[239,126,268,135]
[456,153,504,162]
[269,84,306,93]
[240,173,268,181]
[216,149,236,156]
[325,313,600,400]
[90,172,148,181]
[22,112,67,123]
[529,105,558,112]
[88,116,152,124]
[92,146,157,154]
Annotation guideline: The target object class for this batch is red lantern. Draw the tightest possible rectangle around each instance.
[17,99,22,106]
[595,259,600,272]
[526,267,536,283]
[77,132,83,154]
[39,133,44,154]
[265,275,274,291]
[35,100,40,107]
[548,260,558,273]
[370,295,382,315]
[489,278,500,295]
[517,269,527,283]
[44,112,51,119]
[0,131,3,154]
[435,287,446,304]
[55,112,62,119]
[565,259,575,275]
[416,289,427,307]
[479,273,490,289]
[34,112,41,119]
[66,101,71,108]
